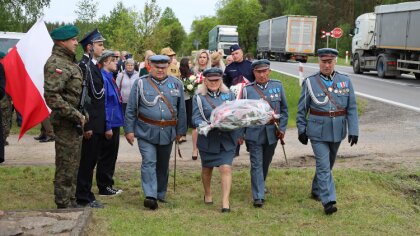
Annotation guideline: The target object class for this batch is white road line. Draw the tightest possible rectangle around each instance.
[272,69,420,113]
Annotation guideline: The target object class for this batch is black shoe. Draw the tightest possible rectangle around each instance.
[204,196,213,205]
[39,136,55,143]
[34,134,46,141]
[253,199,264,208]
[157,198,168,203]
[324,202,338,215]
[99,186,122,196]
[310,192,320,201]
[221,208,230,213]
[144,197,158,210]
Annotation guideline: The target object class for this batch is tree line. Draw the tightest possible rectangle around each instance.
[1,0,416,59]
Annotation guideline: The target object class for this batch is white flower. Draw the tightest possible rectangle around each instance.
[189,75,196,82]
[187,84,194,91]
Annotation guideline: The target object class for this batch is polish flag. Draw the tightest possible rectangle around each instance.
[1,19,53,139]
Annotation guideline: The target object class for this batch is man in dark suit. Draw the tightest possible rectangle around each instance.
[76,29,119,208]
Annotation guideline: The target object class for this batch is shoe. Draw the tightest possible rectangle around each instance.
[39,136,55,143]
[192,150,198,160]
[179,136,187,143]
[144,197,158,210]
[34,134,46,141]
[221,208,230,213]
[310,192,320,201]
[111,186,123,194]
[204,196,213,205]
[88,200,104,208]
[324,202,338,215]
[99,186,122,196]
[157,198,168,203]
[253,199,264,208]
[76,200,104,208]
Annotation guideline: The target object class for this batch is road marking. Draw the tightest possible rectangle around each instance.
[272,69,420,113]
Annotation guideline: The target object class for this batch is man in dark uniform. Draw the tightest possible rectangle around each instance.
[296,48,359,215]
[0,51,6,163]
[242,59,288,208]
[43,25,85,209]
[223,44,253,88]
[124,55,187,210]
[76,29,112,209]
[223,44,254,156]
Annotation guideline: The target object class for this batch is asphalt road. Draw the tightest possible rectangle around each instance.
[270,61,420,112]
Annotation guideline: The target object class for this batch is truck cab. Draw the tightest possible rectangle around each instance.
[208,25,239,58]
[351,13,376,54]
[0,31,25,54]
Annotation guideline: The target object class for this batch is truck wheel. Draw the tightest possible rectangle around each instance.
[353,54,362,74]
[377,57,386,78]
[415,73,420,80]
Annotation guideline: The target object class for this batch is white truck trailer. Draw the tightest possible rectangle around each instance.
[256,15,317,63]
[208,25,239,57]
[0,31,25,53]
[352,1,420,79]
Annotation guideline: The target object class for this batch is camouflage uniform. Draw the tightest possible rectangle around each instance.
[0,95,12,142]
[44,44,84,208]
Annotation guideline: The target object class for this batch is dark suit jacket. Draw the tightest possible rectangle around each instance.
[0,63,6,100]
[79,55,105,134]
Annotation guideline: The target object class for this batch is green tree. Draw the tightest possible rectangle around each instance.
[97,2,140,57]
[74,0,99,47]
[0,0,51,32]
[216,0,266,53]
[151,7,186,53]
[187,16,218,51]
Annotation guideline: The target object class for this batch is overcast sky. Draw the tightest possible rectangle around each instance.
[43,0,219,33]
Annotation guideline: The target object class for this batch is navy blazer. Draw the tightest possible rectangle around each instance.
[79,54,106,134]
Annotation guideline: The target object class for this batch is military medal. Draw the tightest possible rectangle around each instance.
[334,89,338,93]
[346,88,350,92]
[275,94,278,97]
[328,87,333,92]
[339,89,342,94]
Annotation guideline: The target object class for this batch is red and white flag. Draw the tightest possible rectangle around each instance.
[1,19,53,139]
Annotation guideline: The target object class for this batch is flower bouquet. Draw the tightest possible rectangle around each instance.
[198,99,278,136]
[183,75,198,96]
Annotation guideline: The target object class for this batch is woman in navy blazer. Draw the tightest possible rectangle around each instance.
[192,68,241,213]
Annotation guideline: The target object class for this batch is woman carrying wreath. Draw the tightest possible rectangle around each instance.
[192,67,242,213]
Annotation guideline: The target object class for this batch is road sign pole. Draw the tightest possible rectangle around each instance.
[327,35,329,48]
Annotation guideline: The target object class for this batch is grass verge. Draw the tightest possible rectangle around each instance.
[0,166,419,235]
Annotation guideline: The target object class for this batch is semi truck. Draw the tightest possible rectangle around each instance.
[352,1,420,79]
[0,31,25,54]
[208,25,239,57]
[256,15,317,63]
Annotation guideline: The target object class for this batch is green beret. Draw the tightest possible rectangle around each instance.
[0,51,6,59]
[50,25,80,41]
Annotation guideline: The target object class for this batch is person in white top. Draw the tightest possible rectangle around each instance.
[116,58,139,114]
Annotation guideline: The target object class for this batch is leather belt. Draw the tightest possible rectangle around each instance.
[310,109,347,117]
[138,114,177,127]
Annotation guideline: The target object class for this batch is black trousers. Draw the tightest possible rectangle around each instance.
[0,110,4,163]
[97,127,120,190]
[76,128,121,203]
[76,133,104,203]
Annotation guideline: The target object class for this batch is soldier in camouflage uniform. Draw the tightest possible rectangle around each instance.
[43,25,86,209]
[0,89,12,145]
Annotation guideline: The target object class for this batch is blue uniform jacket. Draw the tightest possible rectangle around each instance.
[296,71,359,142]
[124,74,187,145]
[102,69,124,131]
[223,60,254,87]
[242,80,288,145]
[192,92,242,154]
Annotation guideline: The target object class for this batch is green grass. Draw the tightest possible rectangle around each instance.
[270,71,301,128]
[0,166,419,235]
